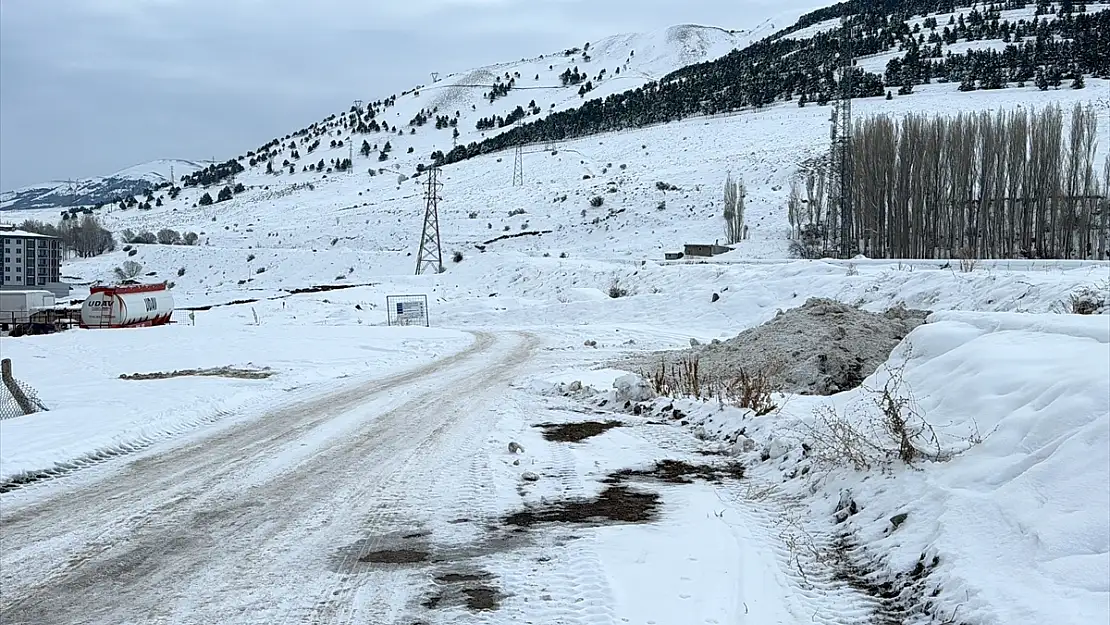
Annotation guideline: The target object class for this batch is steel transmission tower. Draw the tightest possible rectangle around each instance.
[512,145,524,186]
[829,16,855,258]
[415,166,445,275]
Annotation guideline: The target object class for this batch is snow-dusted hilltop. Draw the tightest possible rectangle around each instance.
[0,159,206,212]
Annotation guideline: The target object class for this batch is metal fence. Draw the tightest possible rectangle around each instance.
[0,359,47,419]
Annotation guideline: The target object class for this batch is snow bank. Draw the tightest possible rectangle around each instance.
[623,311,1109,624]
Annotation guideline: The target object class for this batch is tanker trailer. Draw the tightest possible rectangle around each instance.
[80,282,174,329]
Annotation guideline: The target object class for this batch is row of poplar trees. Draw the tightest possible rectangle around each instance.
[790,103,1108,260]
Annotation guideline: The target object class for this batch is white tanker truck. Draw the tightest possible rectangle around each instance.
[80,282,174,329]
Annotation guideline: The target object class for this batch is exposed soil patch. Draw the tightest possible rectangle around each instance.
[421,568,503,613]
[286,283,374,295]
[503,485,659,528]
[482,229,552,245]
[359,548,429,564]
[180,298,260,311]
[535,420,623,442]
[179,284,376,311]
[119,366,274,381]
[604,459,745,485]
[435,571,492,584]
[462,586,501,611]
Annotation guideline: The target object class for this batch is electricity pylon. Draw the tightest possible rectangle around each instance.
[415,166,444,275]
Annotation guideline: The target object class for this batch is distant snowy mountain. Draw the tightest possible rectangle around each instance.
[0,159,207,212]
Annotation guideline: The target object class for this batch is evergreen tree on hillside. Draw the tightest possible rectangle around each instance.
[199,192,213,206]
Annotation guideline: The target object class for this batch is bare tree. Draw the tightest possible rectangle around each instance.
[59,214,115,258]
[815,104,1105,261]
[723,173,746,244]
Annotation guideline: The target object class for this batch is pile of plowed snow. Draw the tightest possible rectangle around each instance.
[631,298,929,395]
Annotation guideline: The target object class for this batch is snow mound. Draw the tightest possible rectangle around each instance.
[637,297,930,395]
[853,312,1110,624]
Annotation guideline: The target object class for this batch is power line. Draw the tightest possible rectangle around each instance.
[421,83,567,91]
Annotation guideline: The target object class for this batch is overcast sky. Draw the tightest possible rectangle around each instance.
[0,0,798,191]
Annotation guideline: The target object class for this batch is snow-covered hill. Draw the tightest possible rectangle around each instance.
[0,159,207,212]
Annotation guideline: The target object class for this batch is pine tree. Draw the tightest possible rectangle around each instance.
[1035,68,1049,90]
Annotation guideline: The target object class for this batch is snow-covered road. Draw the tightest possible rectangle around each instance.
[0,325,880,625]
[0,331,541,624]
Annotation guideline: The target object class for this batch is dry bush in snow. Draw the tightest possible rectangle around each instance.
[1055,280,1109,315]
[796,358,980,473]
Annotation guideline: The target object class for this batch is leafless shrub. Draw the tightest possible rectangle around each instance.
[113,260,143,281]
[608,278,628,299]
[644,354,702,399]
[1055,280,1110,315]
[955,247,978,273]
[725,364,782,416]
[797,358,978,472]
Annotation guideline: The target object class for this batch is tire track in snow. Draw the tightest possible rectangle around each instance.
[605,412,884,624]
[494,422,619,625]
[0,332,527,625]
[299,333,541,625]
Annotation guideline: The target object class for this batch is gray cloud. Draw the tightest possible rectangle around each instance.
[0,0,814,190]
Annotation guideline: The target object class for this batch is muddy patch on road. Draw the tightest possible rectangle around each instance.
[331,527,528,575]
[501,458,745,530]
[535,420,624,443]
[420,568,503,612]
[503,485,660,528]
[604,459,745,484]
[332,529,514,616]
[359,548,429,564]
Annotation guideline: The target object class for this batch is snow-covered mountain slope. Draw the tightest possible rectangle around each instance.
[0,159,206,212]
[6,78,1101,282]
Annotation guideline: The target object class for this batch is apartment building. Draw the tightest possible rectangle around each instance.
[0,224,70,297]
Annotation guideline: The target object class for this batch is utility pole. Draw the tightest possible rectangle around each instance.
[828,16,855,259]
[415,166,444,275]
[348,142,353,174]
[512,145,524,186]
[170,164,175,187]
